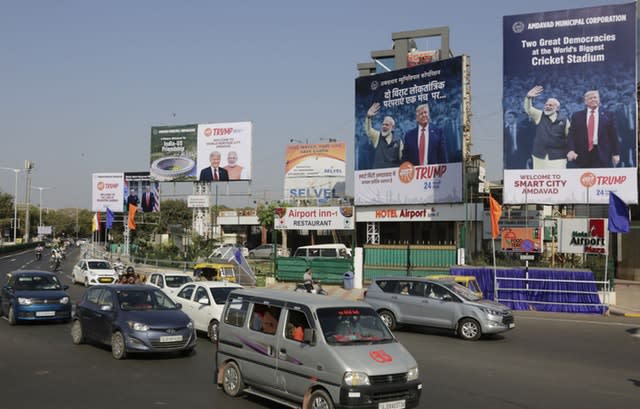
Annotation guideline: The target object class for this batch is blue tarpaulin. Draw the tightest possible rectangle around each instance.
[450,266,606,314]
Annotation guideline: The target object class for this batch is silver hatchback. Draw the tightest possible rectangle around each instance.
[364,277,515,340]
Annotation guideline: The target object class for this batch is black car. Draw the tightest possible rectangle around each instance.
[71,284,197,359]
[1,270,71,325]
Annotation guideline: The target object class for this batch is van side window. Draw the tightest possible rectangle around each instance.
[224,298,249,327]
[285,309,310,342]
[320,249,337,257]
[251,304,282,335]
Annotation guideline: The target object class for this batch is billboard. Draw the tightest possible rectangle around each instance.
[500,227,543,253]
[558,218,608,254]
[355,56,466,205]
[503,2,637,204]
[124,172,160,213]
[150,122,252,182]
[284,142,346,203]
[91,173,124,212]
[274,206,354,230]
[150,124,198,181]
[196,122,252,182]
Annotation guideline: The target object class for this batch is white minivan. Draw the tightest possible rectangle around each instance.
[293,243,352,258]
[216,288,422,409]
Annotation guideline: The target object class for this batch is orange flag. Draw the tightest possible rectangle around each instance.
[489,194,502,239]
[128,203,137,230]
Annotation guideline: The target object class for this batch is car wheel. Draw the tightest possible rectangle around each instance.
[309,389,334,409]
[222,361,244,397]
[111,331,127,360]
[71,320,85,344]
[458,318,481,341]
[8,305,17,325]
[208,320,219,343]
[378,310,396,330]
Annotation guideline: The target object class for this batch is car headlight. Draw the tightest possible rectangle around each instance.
[478,306,503,316]
[18,297,33,305]
[343,371,370,386]
[407,366,419,381]
[127,321,149,331]
[59,296,70,304]
[187,321,194,329]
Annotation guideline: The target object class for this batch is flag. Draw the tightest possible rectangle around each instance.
[489,194,502,239]
[92,212,100,232]
[608,192,630,233]
[106,208,114,229]
[128,203,137,230]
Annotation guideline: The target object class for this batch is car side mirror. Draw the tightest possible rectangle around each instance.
[100,305,112,312]
[197,297,210,305]
[63,285,69,290]
[303,328,316,345]
[175,303,182,309]
[442,294,453,302]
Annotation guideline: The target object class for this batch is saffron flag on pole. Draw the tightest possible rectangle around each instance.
[489,194,502,239]
[128,204,137,230]
[92,212,100,232]
[608,192,630,233]
[106,208,114,229]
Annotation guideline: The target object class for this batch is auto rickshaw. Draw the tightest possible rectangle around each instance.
[427,274,484,298]
[193,262,237,282]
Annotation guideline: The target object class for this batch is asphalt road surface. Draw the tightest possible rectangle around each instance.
[1,247,639,409]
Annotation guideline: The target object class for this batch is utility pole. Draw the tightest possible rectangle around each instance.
[24,160,34,242]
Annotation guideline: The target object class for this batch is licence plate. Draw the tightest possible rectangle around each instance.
[379,400,405,409]
[509,323,516,329]
[36,311,55,317]
[159,335,183,343]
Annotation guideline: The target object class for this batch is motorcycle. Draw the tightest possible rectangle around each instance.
[35,246,43,261]
[294,280,328,295]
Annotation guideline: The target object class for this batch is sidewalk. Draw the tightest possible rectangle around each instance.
[610,280,640,317]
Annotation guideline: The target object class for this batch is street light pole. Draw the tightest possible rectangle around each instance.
[32,186,51,229]
[0,167,23,243]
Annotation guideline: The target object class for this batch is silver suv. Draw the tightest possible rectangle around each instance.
[364,277,515,341]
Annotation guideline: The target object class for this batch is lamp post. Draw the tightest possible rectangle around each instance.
[32,186,51,229]
[0,167,23,243]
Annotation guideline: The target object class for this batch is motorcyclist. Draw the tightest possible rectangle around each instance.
[303,268,313,293]
[35,245,43,260]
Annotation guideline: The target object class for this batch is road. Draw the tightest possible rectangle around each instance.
[1,247,639,409]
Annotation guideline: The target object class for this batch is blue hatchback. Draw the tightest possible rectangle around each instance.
[1,270,72,325]
[71,284,197,359]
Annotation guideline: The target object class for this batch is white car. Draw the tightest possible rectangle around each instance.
[71,259,119,287]
[173,281,243,342]
[146,271,194,297]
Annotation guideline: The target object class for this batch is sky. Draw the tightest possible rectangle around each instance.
[0,0,623,210]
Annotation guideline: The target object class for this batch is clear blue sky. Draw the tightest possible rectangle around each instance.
[0,0,618,209]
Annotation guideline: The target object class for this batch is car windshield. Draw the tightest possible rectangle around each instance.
[15,275,63,291]
[442,281,482,301]
[317,307,394,345]
[117,289,178,311]
[88,261,112,269]
[165,275,193,288]
[210,287,238,304]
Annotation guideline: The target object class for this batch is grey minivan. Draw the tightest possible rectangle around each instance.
[216,288,422,409]
[364,277,515,341]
